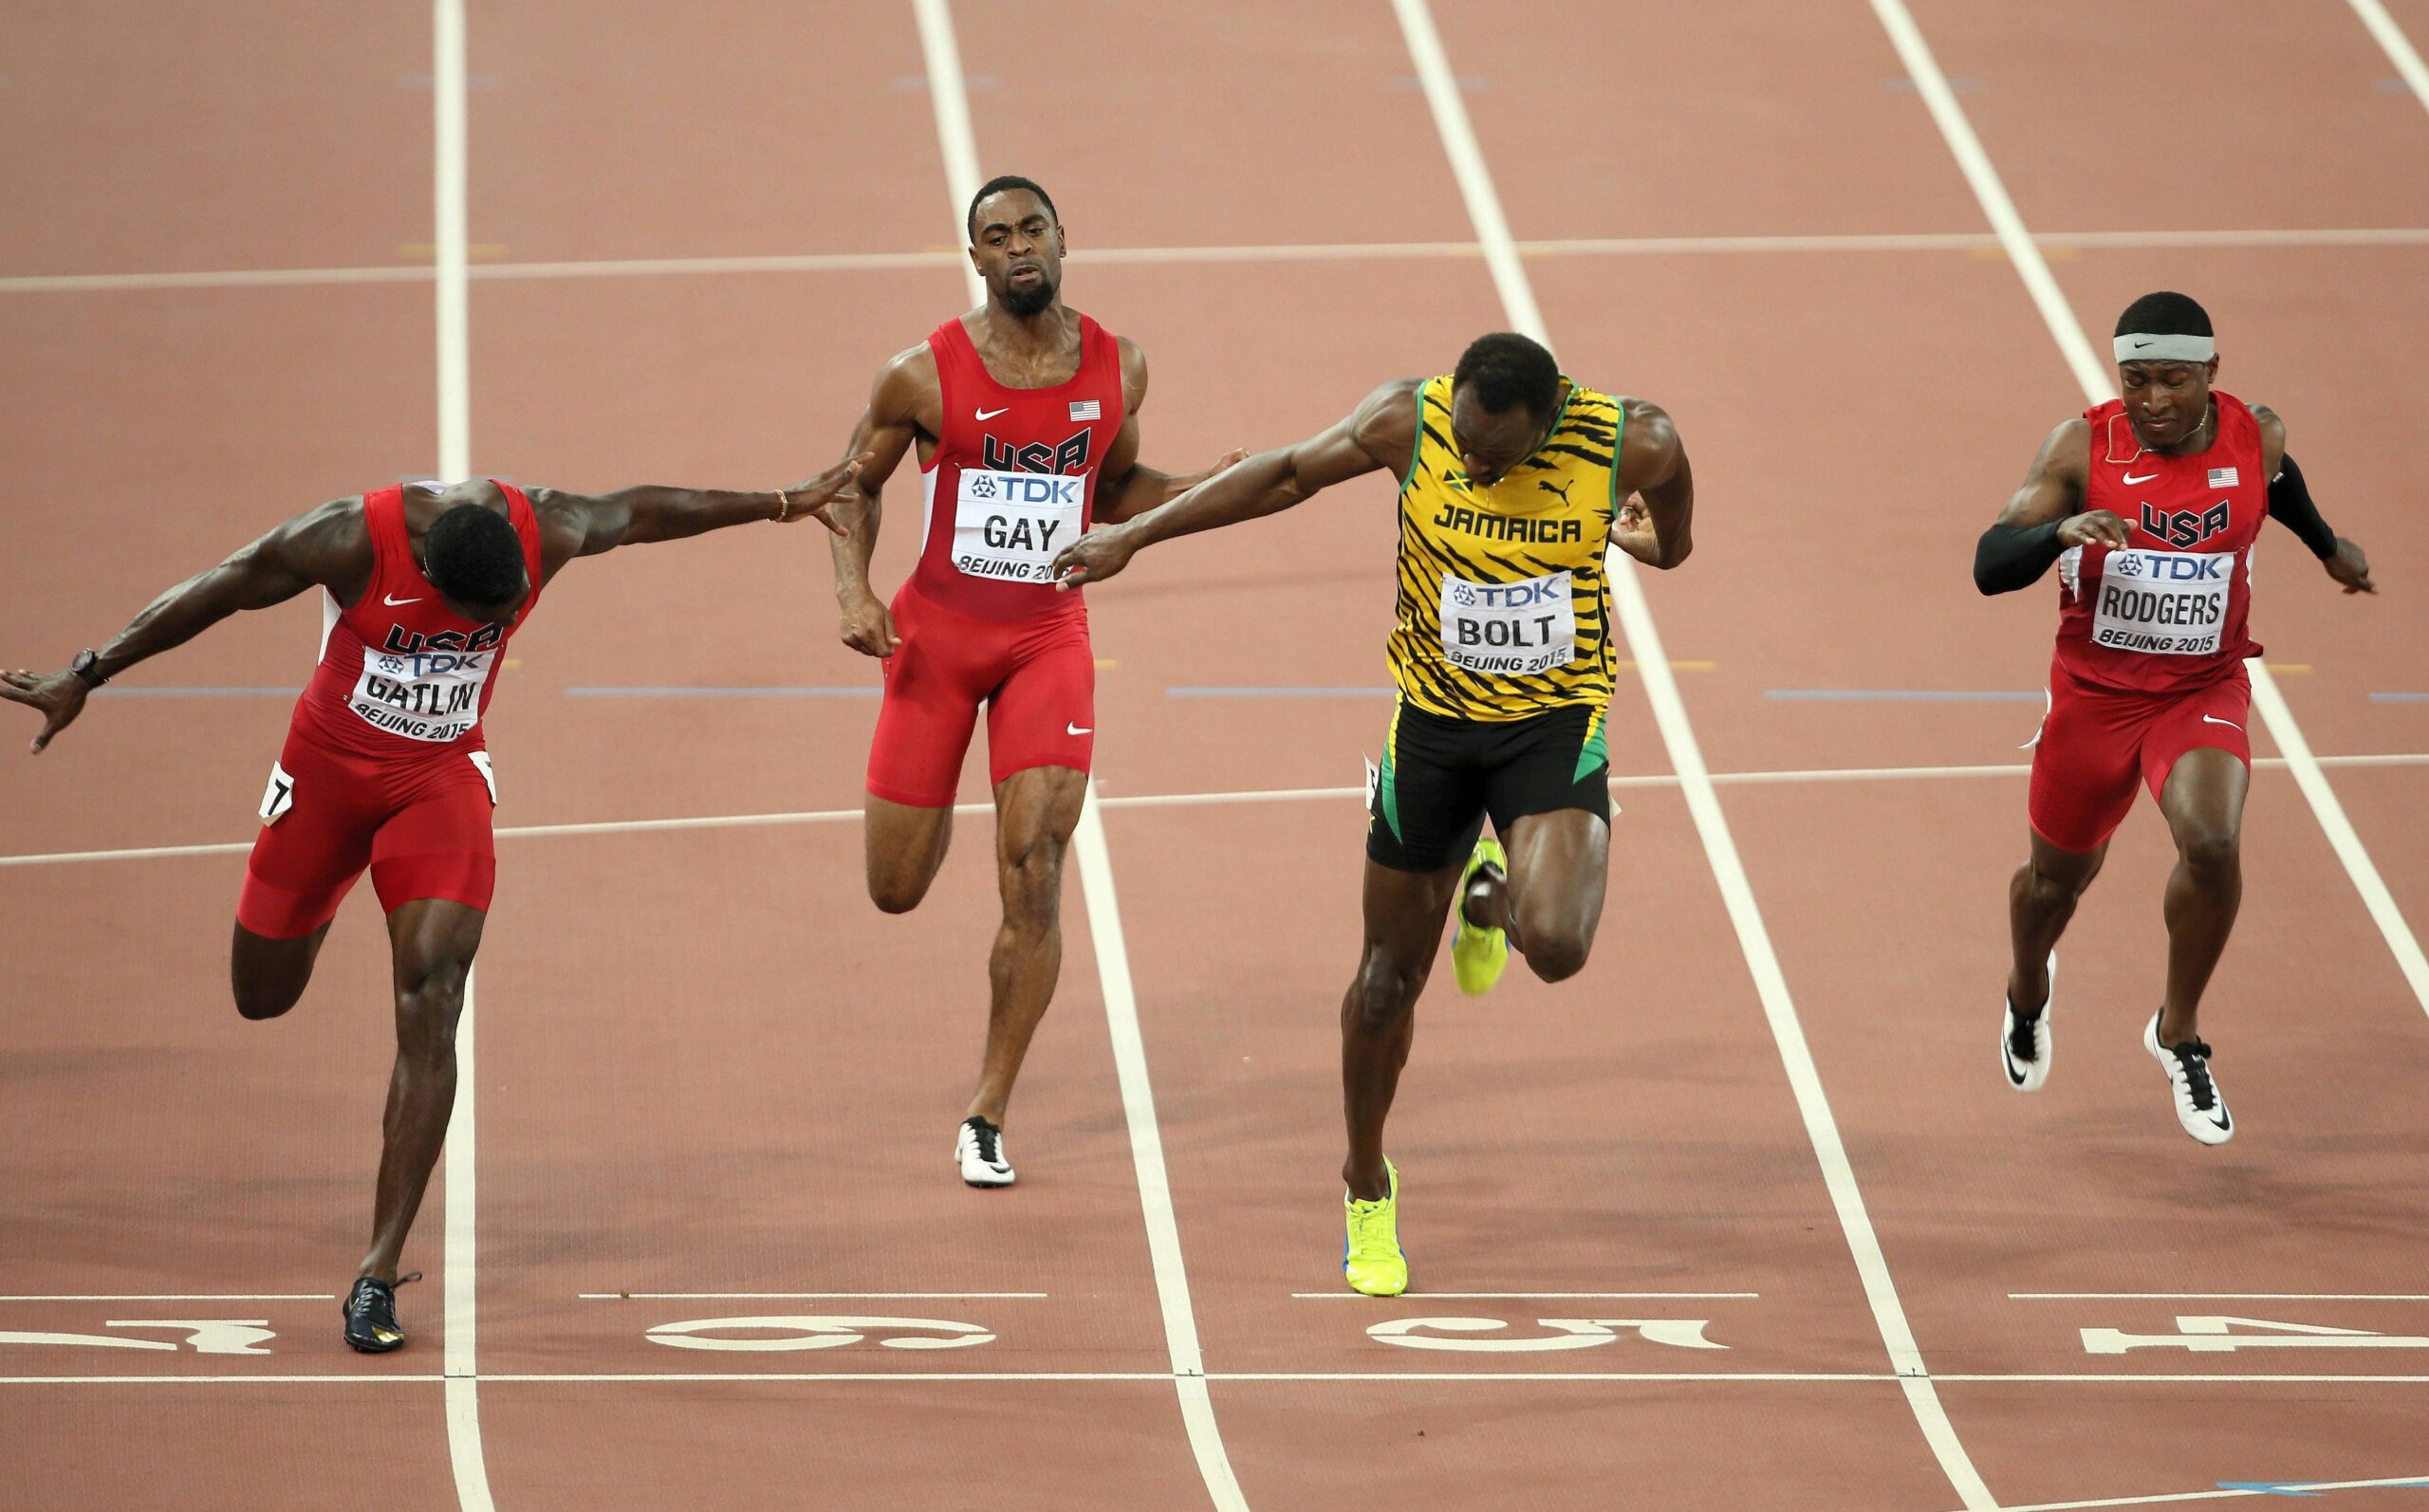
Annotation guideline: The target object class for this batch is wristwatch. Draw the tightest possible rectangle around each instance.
[69,648,108,688]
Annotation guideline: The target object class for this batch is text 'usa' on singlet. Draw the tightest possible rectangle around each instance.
[2056,391,2266,694]
[910,312,1127,623]
[289,483,546,758]
[1387,375,1625,722]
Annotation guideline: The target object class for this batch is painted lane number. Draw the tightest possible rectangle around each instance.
[1367,1317,1725,1352]
[2083,1316,2429,1354]
[644,1315,995,1352]
[0,1320,277,1355]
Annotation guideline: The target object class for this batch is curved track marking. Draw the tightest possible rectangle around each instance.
[1865,0,2429,1027]
[908,3,1248,1507]
[1387,0,1998,1506]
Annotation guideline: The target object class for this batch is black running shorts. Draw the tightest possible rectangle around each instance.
[1365,698,1612,874]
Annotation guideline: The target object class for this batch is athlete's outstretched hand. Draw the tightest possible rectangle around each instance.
[1050,522,1140,591]
[837,588,899,658]
[0,669,91,754]
[2325,536,2376,595]
[2057,510,2131,549]
[779,454,872,536]
[1612,499,1660,566]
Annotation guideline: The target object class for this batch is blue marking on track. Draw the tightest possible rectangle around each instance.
[2369,692,2429,702]
[1764,689,2044,702]
[2216,1484,2326,1498]
[563,687,879,698]
[1165,687,1397,698]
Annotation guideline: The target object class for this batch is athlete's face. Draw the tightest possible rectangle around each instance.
[969,190,1065,318]
[1450,391,1553,488]
[2120,357,2219,452]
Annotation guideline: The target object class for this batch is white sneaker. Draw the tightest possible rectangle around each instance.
[955,1116,1015,1187]
[2001,951,2056,1093]
[2144,1013,2234,1145]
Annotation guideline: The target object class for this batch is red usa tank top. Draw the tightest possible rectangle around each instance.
[289,483,546,758]
[2055,391,2266,693]
[908,311,1127,623]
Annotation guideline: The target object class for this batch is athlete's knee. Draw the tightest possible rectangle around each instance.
[232,977,304,1022]
[1348,950,1426,1031]
[2021,857,2093,913]
[2175,824,2240,877]
[393,961,468,1058]
[869,872,931,915]
[1521,928,1591,984]
[997,836,1067,930]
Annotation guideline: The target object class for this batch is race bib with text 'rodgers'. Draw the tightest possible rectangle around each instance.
[953,468,1086,583]
[2090,548,2233,656]
[1438,570,1576,676]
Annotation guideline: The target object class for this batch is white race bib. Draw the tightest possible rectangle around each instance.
[952,468,1085,584]
[2089,548,2233,656]
[1438,570,1576,675]
[350,646,492,743]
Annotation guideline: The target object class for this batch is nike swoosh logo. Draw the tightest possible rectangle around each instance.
[2202,715,2242,731]
[1066,723,1091,736]
[976,406,1010,421]
[382,593,424,606]
[2132,340,2154,349]
[2123,471,2160,484]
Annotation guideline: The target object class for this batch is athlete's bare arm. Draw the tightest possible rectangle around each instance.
[1974,418,2125,595]
[2247,401,2374,595]
[0,499,371,753]
[1609,398,1695,569]
[1050,378,1418,589]
[825,345,940,656]
[525,456,865,578]
[1094,338,1249,526]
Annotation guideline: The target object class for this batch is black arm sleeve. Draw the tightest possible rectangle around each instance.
[2267,452,2339,560]
[1974,519,2067,596]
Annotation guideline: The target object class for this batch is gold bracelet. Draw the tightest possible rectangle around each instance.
[775,489,792,522]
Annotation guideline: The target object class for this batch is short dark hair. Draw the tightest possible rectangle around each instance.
[967,175,1058,242]
[1454,332,1561,418]
[426,503,527,607]
[2115,290,2212,339]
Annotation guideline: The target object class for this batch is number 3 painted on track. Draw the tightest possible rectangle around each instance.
[643,1315,996,1352]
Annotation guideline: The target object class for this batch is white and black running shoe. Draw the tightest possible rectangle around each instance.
[2001,951,2056,1093]
[955,1116,1015,1187]
[2144,1013,2234,1145]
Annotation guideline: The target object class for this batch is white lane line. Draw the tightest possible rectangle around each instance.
[11,228,2429,296]
[6,751,2423,872]
[1287,1291,1759,1300]
[430,3,493,1509]
[1391,2,1995,1507]
[576,1292,1048,1300]
[0,1294,336,1302]
[2012,1293,2429,1301]
[2349,0,2429,116]
[1869,0,2429,1032]
[14,1369,2429,1388]
[1940,1469,2429,1512]
[907,2,1246,1505]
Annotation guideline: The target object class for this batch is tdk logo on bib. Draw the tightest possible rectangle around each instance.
[953,467,1086,582]
[2111,552,2225,582]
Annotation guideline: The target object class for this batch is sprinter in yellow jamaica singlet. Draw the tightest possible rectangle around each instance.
[1050,333,1697,1296]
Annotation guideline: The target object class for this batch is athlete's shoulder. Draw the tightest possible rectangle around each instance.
[870,340,942,416]
[1352,377,1428,447]
[2037,415,2093,477]
[1608,396,1679,482]
[1113,332,1147,407]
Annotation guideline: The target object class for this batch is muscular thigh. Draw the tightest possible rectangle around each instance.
[2027,670,2148,855]
[1367,700,1489,875]
[986,616,1094,788]
[236,740,384,940]
[1479,702,1612,837]
[866,586,993,809]
[368,750,498,915]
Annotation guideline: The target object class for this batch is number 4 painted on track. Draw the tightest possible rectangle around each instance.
[0,1320,276,1355]
[2081,1316,2429,1355]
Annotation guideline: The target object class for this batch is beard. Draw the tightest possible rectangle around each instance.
[1000,271,1057,317]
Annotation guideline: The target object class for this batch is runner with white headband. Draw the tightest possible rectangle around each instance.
[1970,290,2376,1145]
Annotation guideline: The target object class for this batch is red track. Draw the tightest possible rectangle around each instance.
[5,3,2427,1508]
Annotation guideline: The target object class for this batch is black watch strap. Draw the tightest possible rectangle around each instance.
[69,648,108,688]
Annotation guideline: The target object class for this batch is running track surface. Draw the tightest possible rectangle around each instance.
[4,4,2427,1509]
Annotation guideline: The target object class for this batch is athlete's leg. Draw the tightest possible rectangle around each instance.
[1343,858,1462,1201]
[2006,831,2107,1019]
[229,921,336,1020]
[2155,747,2249,1045]
[1468,808,1609,984]
[863,586,986,912]
[866,798,955,914]
[359,895,487,1283]
[964,763,1087,1126]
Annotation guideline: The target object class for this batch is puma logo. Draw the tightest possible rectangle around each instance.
[1535,479,1573,505]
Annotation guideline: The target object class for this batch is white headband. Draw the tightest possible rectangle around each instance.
[2114,333,2215,363]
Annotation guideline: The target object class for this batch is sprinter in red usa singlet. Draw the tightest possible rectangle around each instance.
[1973,291,2376,1145]
[2,457,867,1351]
[823,175,1238,1189]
